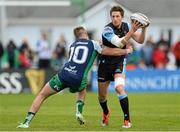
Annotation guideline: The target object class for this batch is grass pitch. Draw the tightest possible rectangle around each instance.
[0,92,180,131]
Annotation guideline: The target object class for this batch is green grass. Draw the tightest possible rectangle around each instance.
[0,92,180,131]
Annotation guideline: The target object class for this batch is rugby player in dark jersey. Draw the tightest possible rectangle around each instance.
[97,6,148,128]
[17,26,136,128]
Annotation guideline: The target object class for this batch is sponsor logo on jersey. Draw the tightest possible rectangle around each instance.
[64,65,77,74]
[103,27,113,38]
[104,26,113,32]
[124,31,127,34]
[54,85,60,91]
[115,69,122,73]
[101,60,105,63]
[117,35,121,37]
[98,77,105,81]
[69,65,76,69]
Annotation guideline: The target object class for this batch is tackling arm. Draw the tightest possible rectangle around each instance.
[92,40,133,56]
[101,46,133,56]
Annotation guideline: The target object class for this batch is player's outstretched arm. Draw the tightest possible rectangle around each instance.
[132,26,147,44]
[102,23,140,49]
[124,20,143,43]
[131,12,150,44]
[93,40,132,56]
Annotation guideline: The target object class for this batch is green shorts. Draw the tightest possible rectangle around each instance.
[49,74,86,93]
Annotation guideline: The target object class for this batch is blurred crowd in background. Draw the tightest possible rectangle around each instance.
[0,32,68,71]
[0,31,180,71]
[128,33,180,70]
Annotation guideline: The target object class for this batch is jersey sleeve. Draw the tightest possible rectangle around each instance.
[102,26,125,48]
[92,40,102,54]
[102,26,115,42]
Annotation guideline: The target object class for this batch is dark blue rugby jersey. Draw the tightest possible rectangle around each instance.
[100,22,129,64]
[58,38,102,87]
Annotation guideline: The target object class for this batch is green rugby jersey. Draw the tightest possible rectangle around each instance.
[58,38,102,89]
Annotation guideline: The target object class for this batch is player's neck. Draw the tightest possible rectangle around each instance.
[113,23,122,29]
[79,35,88,40]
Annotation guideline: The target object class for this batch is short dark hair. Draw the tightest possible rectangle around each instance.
[110,6,124,17]
[73,26,86,39]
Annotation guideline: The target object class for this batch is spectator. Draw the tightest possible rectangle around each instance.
[36,32,51,69]
[18,45,32,68]
[172,39,180,68]
[157,32,169,48]
[6,40,19,68]
[127,47,142,68]
[0,41,4,68]
[152,44,168,69]
[53,34,67,70]
[21,37,34,63]
[166,48,176,70]
[140,36,155,67]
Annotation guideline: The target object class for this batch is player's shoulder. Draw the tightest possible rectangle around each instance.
[103,23,114,35]
[103,22,128,32]
[91,40,102,54]
[73,38,91,45]
[75,39,96,50]
[104,22,114,30]
[121,21,129,30]
[90,40,100,48]
[122,21,128,26]
[105,22,114,27]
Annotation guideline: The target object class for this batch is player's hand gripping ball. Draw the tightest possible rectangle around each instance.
[130,12,150,28]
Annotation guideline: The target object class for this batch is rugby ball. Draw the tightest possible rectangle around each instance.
[130,12,150,27]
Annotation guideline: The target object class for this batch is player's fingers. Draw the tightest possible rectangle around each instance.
[138,22,143,28]
[133,20,140,25]
[134,22,141,29]
[132,19,137,24]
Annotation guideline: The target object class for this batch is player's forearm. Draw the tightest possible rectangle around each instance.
[101,47,132,56]
[139,28,146,43]
[123,30,135,44]
[110,30,135,48]
[133,28,146,44]
[114,48,132,56]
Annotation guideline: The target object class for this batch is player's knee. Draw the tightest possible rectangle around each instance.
[115,85,125,94]
[114,75,125,89]
[98,96,106,103]
[114,73,125,78]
